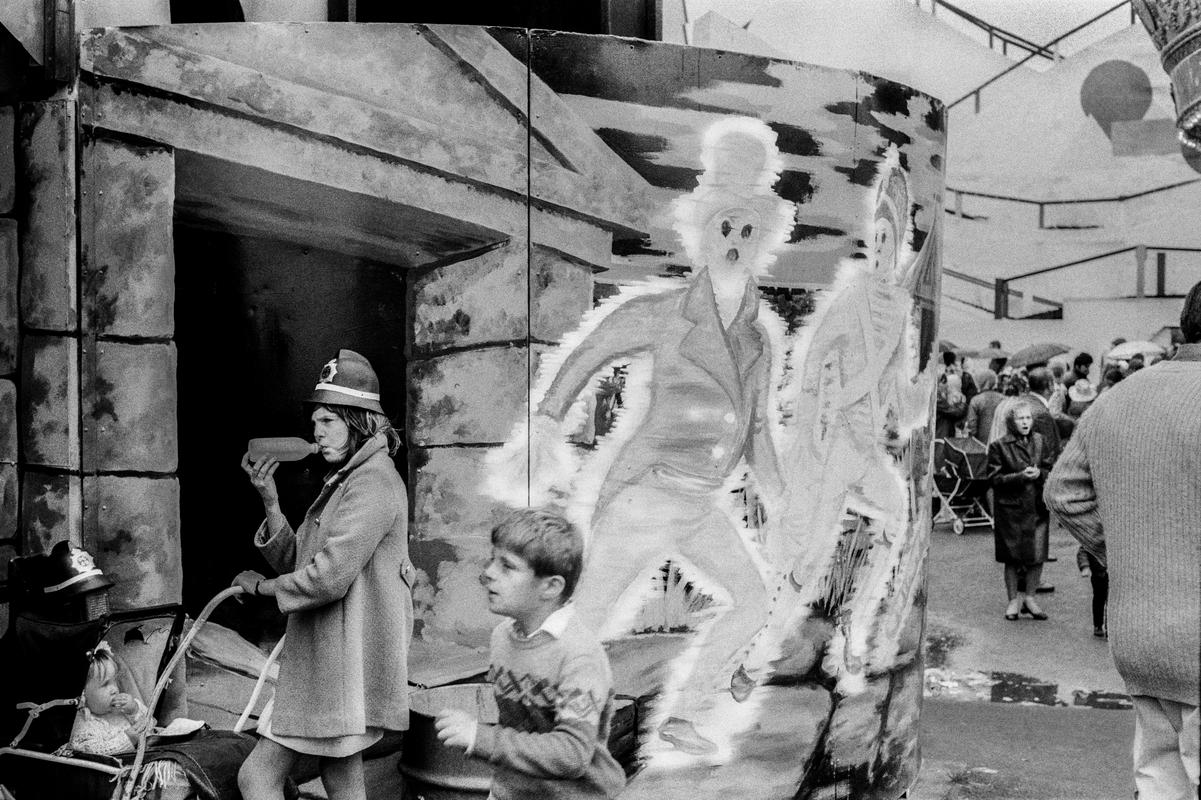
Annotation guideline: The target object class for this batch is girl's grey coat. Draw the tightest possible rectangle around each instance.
[255,433,413,738]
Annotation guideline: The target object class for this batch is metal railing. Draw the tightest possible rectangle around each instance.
[944,268,1063,317]
[921,0,1057,61]
[992,245,1201,319]
[947,0,1137,112]
[945,179,1201,229]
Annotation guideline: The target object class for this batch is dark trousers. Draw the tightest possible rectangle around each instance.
[1090,569,1109,630]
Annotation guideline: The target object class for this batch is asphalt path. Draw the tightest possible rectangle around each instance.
[914,518,1136,799]
[924,517,1126,701]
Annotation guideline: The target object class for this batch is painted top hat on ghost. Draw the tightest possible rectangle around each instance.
[307,349,385,414]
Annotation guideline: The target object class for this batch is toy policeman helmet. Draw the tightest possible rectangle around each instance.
[41,540,113,598]
[306,349,385,414]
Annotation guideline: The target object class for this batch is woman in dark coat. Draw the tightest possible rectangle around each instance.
[987,401,1054,621]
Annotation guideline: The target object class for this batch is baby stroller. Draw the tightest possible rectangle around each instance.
[0,543,278,800]
[932,436,993,534]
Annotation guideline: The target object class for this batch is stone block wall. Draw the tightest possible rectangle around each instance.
[407,239,596,646]
[13,96,80,575]
[79,136,180,608]
[1,114,183,621]
[408,240,530,645]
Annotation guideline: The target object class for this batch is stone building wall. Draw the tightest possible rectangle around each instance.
[1,104,17,630]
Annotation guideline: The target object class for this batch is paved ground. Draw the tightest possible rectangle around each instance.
[912,519,1135,800]
[924,517,1125,703]
[184,517,1137,799]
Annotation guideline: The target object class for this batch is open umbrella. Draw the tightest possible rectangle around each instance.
[1007,342,1070,369]
[1104,340,1165,362]
[961,346,1009,361]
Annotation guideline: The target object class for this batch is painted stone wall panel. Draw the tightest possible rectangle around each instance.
[84,342,178,472]
[410,445,510,645]
[84,475,182,609]
[20,334,79,469]
[21,470,81,553]
[0,541,15,580]
[0,463,17,538]
[63,24,941,799]
[873,660,926,796]
[83,138,175,338]
[496,33,942,796]
[0,106,13,214]
[530,246,593,343]
[18,99,76,332]
[412,446,508,554]
[409,345,528,446]
[0,219,17,375]
[0,379,14,463]
[411,243,527,353]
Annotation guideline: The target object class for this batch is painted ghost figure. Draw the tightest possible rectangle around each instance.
[503,117,796,757]
[733,147,935,698]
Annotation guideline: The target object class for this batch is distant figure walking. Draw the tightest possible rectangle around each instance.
[1045,282,1201,800]
[965,368,1002,443]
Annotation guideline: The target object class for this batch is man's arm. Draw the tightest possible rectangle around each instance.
[1044,432,1105,566]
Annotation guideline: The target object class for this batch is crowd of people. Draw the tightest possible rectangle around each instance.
[935,338,1170,631]
[934,286,1201,800]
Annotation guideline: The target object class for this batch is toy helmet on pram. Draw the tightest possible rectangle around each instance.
[8,540,114,622]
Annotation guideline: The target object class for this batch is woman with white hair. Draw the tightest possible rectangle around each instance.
[987,401,1055,621]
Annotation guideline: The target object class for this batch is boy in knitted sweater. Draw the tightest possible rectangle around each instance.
[436,508,625,800]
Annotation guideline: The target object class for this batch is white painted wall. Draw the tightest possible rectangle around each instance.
[940,294,1186,361]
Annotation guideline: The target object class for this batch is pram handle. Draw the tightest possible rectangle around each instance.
[123,586,245,800]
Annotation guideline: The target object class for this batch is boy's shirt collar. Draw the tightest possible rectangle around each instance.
[511,602,574,640]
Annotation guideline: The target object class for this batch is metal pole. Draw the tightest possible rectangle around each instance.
[995,279,1009,319]
[1157,251,1166,296]
[1135,244,1147,297]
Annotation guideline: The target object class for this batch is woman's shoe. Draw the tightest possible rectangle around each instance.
[1005,612,1019,621]
[1093,627,1107,638]
[1021,600,1048,620]
[1005,599,1022,620]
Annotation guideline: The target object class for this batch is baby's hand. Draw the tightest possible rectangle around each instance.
[112,693,135,714]
[434,709,477,751]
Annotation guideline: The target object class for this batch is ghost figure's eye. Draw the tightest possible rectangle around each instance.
[741,224,753,239]
[721,220,732,237]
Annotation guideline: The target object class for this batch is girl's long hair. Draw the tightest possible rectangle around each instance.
[321,405,403,457]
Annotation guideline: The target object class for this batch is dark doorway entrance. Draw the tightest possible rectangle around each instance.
[174,223,408,641]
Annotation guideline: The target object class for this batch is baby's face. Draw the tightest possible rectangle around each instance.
[83,674,120,715]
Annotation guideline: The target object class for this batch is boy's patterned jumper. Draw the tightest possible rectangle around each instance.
[472,605,624,800]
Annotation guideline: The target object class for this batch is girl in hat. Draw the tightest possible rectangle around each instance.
[234,349,413,800]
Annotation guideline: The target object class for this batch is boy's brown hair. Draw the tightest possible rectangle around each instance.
[491,508,584,600]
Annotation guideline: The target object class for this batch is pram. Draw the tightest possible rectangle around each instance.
[1,561,277,800]
[932,436,993,535]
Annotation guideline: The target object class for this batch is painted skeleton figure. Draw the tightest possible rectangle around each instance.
[734,148,934,698]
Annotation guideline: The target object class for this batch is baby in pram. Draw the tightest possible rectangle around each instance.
[71,641,154,756]
[67,641,192,799]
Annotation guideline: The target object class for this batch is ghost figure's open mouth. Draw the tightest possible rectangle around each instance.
[725,248,740,262]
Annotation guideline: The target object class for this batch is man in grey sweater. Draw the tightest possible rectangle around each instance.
[1045,283,1201,800]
